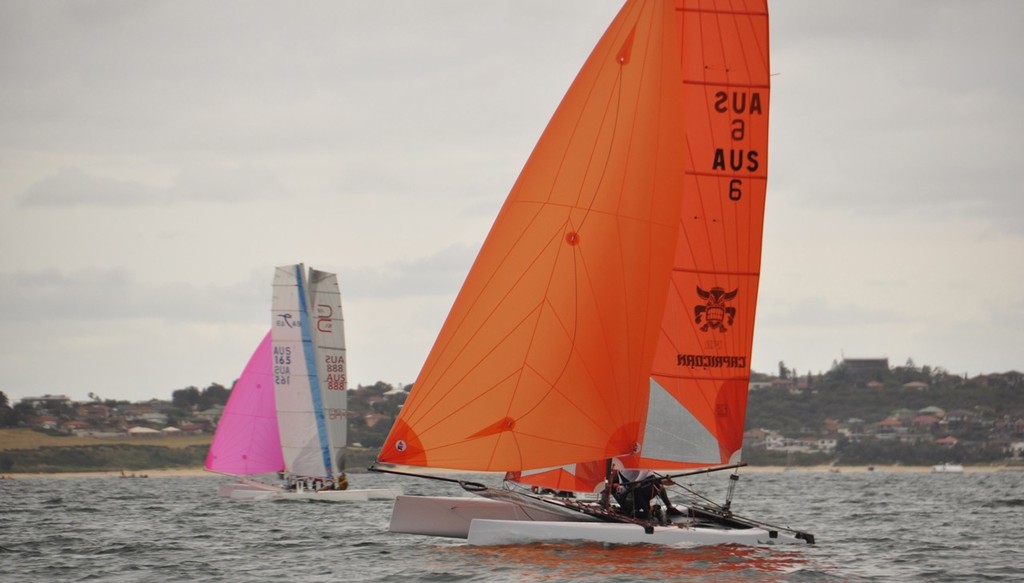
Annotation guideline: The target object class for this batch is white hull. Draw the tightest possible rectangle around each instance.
[467,519,808,546]
[932,463,964,473]
[390,495,592,538]
[389,493,812,547]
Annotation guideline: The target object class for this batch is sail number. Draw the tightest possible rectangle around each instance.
[274,346,292,385]
[710,90,764,202]
[325,354,346,390]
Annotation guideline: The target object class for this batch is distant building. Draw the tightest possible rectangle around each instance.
[842,358,889,375]
[364,413,390,428]
[127,426,160,437]
[28,415,59,430]
[20,394,72,409]
[911,415,940,430]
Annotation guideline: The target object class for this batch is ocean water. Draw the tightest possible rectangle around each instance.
[2,470,1022,582]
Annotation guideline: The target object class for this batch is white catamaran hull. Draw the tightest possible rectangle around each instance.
[467,519,809,546]
[390,495,595,538]
[390,492,811,546]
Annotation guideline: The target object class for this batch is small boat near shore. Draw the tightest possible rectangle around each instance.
[932,462,965,473]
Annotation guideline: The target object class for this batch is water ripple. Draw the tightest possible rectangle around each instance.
[2,472,1023,582]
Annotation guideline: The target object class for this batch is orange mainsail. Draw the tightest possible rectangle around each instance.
[377,0,770,479]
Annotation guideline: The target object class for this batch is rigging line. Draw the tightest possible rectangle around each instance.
[368,465,487,492]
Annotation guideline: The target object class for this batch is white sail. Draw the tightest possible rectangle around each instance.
[272,264,333,478]
[307,267,348,476]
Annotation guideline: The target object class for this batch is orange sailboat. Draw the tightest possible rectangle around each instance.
[373,0,813,546]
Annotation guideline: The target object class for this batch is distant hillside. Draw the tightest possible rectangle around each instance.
[743,362,1023,466]
[0,428,380,474]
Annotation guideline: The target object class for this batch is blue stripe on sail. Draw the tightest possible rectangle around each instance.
[296,265,333,477]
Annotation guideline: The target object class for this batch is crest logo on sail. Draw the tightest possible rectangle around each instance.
[694,286,738,332]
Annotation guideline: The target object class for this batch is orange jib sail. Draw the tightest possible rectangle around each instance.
[378,0,689,472]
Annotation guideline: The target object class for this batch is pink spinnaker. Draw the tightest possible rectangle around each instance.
[204,331,284,475]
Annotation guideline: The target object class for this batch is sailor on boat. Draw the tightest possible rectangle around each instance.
[611,467,682,525]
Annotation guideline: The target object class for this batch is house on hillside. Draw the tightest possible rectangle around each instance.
[28,415,59,430]
[874,418,905,440]
[60,420,92,435]
[1008,442,1024,458]
[843,358,889,377]
[364,413,390,428]
[911,415,940,430]
[20,394,72,410]
[127,426,160,437]
[195,406,225,423]
[177,422,206,435]
[945,409,977,425]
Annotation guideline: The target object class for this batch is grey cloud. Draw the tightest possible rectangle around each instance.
[340,243,477,300]
[19,168,158,207]
[18,164,285,207]
[0,268,263,324]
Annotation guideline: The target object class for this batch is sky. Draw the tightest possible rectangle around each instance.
[2,1,1022,404]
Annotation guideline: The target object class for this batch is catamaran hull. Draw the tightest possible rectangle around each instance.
[466,519,810,546]
[390,493,812,546]
[390,495,592,538]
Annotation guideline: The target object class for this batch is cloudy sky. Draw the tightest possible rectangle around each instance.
[2,1,1022,403]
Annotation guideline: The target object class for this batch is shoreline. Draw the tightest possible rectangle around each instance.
[5,464,1020,480]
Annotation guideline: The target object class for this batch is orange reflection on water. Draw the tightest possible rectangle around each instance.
[448,541,809,582]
